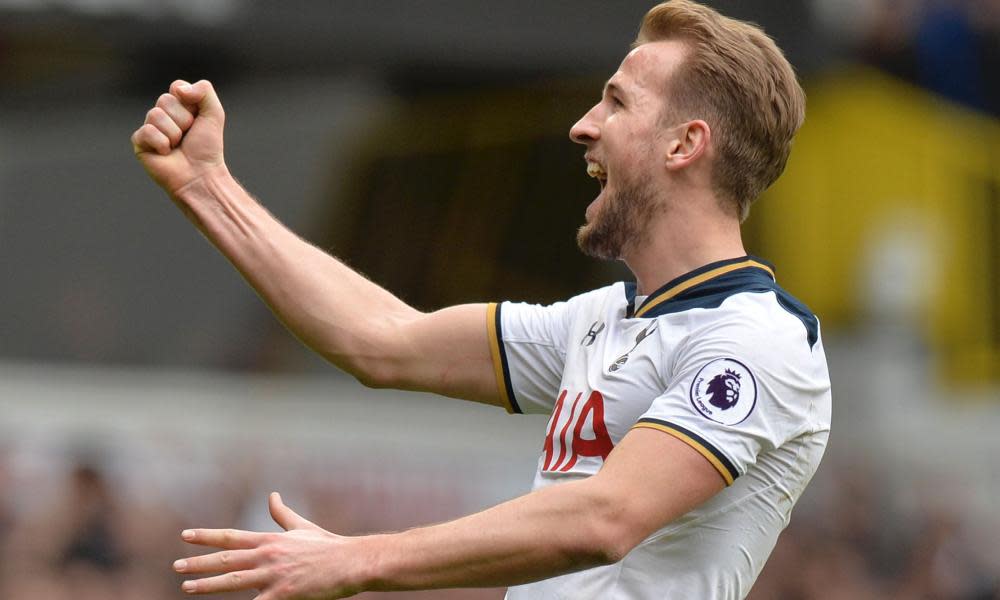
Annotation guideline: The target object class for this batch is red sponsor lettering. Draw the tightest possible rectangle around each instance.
[542,389,614,472]
[542,390,567,471]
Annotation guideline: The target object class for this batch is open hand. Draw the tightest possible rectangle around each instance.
[174,492,365,599]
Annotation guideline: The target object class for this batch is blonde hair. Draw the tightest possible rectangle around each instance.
[635,0,806,221]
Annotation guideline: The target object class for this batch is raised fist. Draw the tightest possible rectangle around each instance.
[131,79,226,195]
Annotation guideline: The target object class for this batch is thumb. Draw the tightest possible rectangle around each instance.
[268,492,317,531]
[172,79,225,125]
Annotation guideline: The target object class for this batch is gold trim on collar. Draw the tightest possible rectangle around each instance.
[634,259,775,318]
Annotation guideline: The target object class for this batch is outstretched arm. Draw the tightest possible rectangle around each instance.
[174,427,725,598]
[132,81,499,405]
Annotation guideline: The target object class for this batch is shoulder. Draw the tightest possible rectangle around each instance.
[661,289,828,390]
[566,282,628,310]
[681,285,820,356]
[503,282,627,317]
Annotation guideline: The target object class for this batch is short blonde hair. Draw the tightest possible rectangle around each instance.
[635,0,806,221]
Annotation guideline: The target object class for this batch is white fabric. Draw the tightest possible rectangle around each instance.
[499,279,831,600]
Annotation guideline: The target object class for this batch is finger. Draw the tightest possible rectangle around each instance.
[182,528,266,549]
[181,569,266,595]
[169,79,196,104]
[144,107,183,147]
[269,492,316,531]
[173,79,225,126]
[174,548,258,575]
[132,123,171,156]
[155,92,196,131]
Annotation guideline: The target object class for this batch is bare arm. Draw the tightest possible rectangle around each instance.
[174,427,725,597]
[131,80,500,406]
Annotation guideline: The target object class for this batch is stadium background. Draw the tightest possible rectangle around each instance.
[0,0,998,598]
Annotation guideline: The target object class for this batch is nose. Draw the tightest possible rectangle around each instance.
[569,104,600,145]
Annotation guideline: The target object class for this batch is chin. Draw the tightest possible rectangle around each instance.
[576,221,622,261]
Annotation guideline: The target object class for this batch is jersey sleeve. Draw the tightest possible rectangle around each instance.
[487,299,574,415]
[633,318,829,485]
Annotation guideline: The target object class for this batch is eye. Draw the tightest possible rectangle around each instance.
[611,95,624,108]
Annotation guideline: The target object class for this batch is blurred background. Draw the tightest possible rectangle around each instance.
[0,0,998,598]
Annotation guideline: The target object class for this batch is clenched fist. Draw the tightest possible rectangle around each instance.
[131,79,227,196]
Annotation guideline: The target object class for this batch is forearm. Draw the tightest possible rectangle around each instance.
[358,478,627,591]
[172,165,418,375]
[174,429,724,597]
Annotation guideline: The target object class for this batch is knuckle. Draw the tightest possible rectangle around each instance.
[228,571,243,586]
[156,93,174,108]
[264,544,283,563]
[219,551,231,566]
[223,529,243,546]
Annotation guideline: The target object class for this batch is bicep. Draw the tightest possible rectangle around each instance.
[388,303,506,408]
[588,426,726,551]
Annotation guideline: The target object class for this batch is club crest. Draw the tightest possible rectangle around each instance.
[689,358,757,425]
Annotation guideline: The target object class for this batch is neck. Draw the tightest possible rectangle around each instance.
[623,197,747,296]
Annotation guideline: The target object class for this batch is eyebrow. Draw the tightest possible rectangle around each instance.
[603,80,627,100]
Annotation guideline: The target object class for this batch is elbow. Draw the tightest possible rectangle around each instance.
[354,371,386,389]
[570,493,643,567]
[352,361,402,390]
[588,527,636,567]
[565,524,634,569]
[350,314,424,390]
[312,348,391,388]
[324,319,415,389]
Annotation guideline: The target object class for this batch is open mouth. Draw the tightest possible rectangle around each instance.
[587,160,608,190]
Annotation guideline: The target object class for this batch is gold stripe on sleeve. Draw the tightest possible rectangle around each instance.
[486,302,515,414]
[632,422,736,486]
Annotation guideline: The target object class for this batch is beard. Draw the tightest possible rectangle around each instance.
[576,172,660,260]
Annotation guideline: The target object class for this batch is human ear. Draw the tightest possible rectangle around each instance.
[664,120,710,170]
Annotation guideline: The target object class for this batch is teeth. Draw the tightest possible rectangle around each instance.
[587,162,607,179]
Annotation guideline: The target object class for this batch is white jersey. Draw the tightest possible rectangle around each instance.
[488,257,831,600]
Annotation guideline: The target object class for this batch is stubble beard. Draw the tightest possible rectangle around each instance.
[576,173,660,261]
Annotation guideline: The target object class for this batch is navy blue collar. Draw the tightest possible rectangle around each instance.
[625,256,776,319]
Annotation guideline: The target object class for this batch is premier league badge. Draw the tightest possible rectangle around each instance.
[689,358,757,425]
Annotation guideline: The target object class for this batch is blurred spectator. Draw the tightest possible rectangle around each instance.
[750,462,1000,600]
[58,463,124,572]
[913,1,988,112]
[0,437,994,599]
[813,0,1000,115]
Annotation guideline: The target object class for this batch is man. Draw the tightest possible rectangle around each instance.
[132,1,830,598]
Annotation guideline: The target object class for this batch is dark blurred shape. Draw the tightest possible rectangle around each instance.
[914,2,988,112]
[58,462,124,572]
[749,464,1000,600]
[846,0,1000,116]
[322,79,630,310]
[123,40,238,98]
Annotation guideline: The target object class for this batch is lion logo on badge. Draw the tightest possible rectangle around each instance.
[689,358,757,426]
[706,369,741,410]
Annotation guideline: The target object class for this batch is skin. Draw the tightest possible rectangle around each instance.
[571,41,747,295]
[132,40,741,599]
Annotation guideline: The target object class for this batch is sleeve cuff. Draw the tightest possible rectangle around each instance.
[632,418,739,485]
[487,302,521,414]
